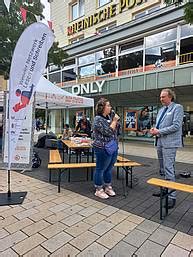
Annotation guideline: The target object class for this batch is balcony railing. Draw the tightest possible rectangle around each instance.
[179,52,193,65]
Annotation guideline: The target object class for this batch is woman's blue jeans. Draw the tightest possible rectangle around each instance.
[94,147,118,188]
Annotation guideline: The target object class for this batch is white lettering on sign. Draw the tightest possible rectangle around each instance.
[72,80,105,95]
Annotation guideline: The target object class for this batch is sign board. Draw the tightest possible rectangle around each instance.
[68,0,144,35]
[72,80,105,95]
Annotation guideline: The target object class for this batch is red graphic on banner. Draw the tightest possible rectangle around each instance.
[13,85,34,112]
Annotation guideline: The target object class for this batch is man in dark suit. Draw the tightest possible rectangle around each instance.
[150,88,184,209]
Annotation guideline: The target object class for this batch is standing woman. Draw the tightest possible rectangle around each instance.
[93,98,119,199]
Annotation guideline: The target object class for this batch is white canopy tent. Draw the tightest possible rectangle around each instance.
[35,76,94,109]
[35,76,94,134]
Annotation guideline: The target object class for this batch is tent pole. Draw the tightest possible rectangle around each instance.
[92,106,95,121]
[45,102,48,134]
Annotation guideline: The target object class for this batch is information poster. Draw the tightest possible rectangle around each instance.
[124,110,138,131]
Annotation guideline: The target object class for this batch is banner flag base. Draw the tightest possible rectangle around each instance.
[0,192,27,206]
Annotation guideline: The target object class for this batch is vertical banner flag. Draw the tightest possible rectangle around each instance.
[8,22,54,169]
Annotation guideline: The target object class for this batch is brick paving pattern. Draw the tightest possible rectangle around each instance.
[0,142,192,256]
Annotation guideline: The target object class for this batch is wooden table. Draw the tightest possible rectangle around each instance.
[62,139,93,163]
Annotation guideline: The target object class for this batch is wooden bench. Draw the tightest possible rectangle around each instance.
[49,150,62,164]
[49,150,62,183]
[147,178,193,219]
[116,155,131,179]
[117,156,131,162]
[48,161,141,193]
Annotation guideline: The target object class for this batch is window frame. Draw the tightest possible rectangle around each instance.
[98,0,111,8]
[96,21,117,34]
[70,0,85,21]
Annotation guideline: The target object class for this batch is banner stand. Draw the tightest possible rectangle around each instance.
[1,23,54,206]
[0,190,27,206]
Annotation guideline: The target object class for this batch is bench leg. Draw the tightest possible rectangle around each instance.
[126,168,128,187]
[58,169,61,193]
[86,168,89,181]
[117,167,119,179]
[160,187,164,220]
[165,188,169,216]
[49,169,52,183]
[68,168,71,182]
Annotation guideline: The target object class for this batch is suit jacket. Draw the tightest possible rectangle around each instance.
[156,102,184,148]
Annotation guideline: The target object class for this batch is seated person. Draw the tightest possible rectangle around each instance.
[75,115,91,137]
[62,124,72,139]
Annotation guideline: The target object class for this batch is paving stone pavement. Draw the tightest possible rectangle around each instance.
[0,169,192,256]
[22,146,193,235]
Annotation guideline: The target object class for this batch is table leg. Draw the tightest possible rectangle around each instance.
[68,148,71,182]
[69,149,71,163]
[130,167,133,189]
[92,148,94,162]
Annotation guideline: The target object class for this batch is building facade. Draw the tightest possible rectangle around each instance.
[48,1,193,142]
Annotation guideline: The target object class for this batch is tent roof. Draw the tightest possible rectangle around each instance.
[35,76,94,109]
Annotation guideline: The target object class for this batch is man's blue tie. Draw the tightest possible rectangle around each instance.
[156,107,168,129]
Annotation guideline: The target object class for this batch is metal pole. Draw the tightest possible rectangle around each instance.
[45,102,48,134]
[7,91,11,198]
[8,170,11,197]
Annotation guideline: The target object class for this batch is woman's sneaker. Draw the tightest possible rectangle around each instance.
[95,189,109,199]
[105,186,116,196]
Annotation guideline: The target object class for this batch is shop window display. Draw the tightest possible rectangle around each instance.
[119,51,143,71]
[145,42,176,69]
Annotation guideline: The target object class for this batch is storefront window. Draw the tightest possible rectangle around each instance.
[181,24,193,38]
[96,47,116,61]
[121,106,158,139]
[79,64,95,77]
[63,59,76,67]
[78,53,95,66]
[145,42,176,66]
[49,71,61,84]
[96,58,116,75]
[145,28,177,48]
[120,40,143,54]
[119,51,143,71]
[62,69,76,82]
